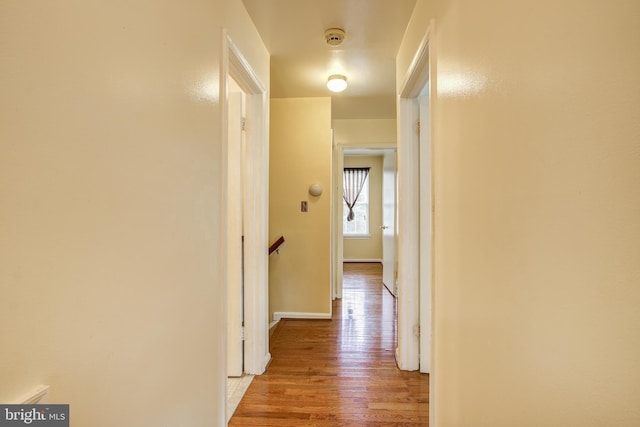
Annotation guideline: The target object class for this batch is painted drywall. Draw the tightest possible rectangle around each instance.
[343,155,383,261]
[0,1,268,426]
[398,1,640,426]
[333,119,397,146]
[269,98,332,319]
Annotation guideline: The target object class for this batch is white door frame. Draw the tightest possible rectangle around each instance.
[226,89,244,377]
[396,16,434,396]
[332,143,396,300]
[332,141,344,299]
[381,149,397,295]
[418,93,432,376]
[221,31,271,380]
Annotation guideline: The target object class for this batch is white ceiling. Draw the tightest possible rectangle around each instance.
[241,0,417,119]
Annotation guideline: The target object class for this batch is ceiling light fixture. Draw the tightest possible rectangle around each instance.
[327,74,348,92]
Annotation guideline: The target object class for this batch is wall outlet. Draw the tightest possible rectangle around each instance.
[301,201,308,212]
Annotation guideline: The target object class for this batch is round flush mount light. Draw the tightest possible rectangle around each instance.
[327,74,348,92]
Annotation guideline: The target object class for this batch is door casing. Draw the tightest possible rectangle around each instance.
[396,18,435,424]
[332,144,396,301]
[226,87,245,378]
[221,31,270,384]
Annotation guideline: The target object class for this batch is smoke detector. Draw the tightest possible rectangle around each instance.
[325,28,346,46]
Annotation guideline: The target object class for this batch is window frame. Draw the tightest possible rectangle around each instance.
[342,172,370,238]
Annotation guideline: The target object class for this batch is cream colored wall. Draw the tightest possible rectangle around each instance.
[343,156,383,261]
[333,119,397,145]
[399,1,640,426]
[269,98,332,318]
[0,1,268,426]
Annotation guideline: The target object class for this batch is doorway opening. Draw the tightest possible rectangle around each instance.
[333,145,397,302]
[221,31,270,422]
[336,147,397,298]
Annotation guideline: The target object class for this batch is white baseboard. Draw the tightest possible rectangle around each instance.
[261,352,272,373]
[272,312,332,321]
[343,259,382,263]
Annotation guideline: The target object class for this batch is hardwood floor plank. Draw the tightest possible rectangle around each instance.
[229,263,428,426]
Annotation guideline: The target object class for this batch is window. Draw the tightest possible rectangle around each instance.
[343,173,369,236]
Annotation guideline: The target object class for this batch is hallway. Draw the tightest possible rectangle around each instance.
[229,263,429,426]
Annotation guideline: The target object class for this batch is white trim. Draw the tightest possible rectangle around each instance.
[333,143,344,300]
[397,22,433,372]
[272,312,332,321]
[343,258,382,263]
[419,93,432,375]
[382,281,396,297]
[396,96,421,372]
[332,142,396,302]
[330,129,335,302]
[397,19,437,425]
[221,30,271,386]
[340,143,397,150]
[400,27,432,100]
[226,92,243,377]
[14,385,50,404]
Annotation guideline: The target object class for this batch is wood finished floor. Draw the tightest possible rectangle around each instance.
[229,262,429,426]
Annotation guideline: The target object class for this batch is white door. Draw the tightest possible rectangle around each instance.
[227,90,244,377]
[334,144,344,299]
[382,151,397,294]
[419,90,431,374]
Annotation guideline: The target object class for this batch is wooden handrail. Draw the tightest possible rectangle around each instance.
[269,236,285,255]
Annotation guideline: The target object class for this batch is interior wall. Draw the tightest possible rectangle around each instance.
[333,119,397,146]
[343,155,384,262]
[0,1,268,426]
[269,98,332,319]
[398,1,640,426]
